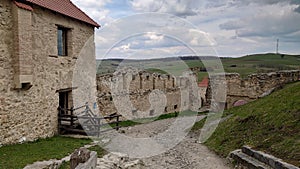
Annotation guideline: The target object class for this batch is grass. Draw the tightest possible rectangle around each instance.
[0,136,92,169]
[196,82,300,166]
[97,53,300,81]
[111,110,200,128]
[88,145,107,158]
[222,53,300,77]
[59,161,70,169]
[191,117,206,131]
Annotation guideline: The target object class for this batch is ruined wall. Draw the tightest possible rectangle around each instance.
[206,70,300,109]
[96,69,201,120]
[0,0,95,144]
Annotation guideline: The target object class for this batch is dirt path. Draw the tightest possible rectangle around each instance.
[102,116,232,169]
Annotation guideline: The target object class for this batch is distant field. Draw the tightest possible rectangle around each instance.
[96,53,300,81]
[222,53,300,77]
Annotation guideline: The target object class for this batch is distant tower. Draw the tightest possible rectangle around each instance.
[276,39,279,54]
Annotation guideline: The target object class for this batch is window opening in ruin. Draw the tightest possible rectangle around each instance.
[174,105,178,110]
[165,107,168,112]
[132,75,136,81]
[172,78,175,88]
[149,109,154,116]
[132,110,137,116]
[146,75,150,80]
[241,81,245,87]
[139,74,143,89]
[57,27,68,56]
[21,83,32,90]
[110,96,113,101]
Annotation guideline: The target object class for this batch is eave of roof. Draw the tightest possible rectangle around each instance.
[14,1,33,11]
[18,0,100,28]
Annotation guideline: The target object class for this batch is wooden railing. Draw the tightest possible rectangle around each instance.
[58,103,121,137]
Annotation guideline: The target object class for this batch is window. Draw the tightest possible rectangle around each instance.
[149,110,154,116]
[132,110,137,116]
[57,27,68,56]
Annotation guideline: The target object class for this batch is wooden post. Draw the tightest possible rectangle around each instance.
[85,102,89,115]
[70,106,74,127]
[58,107,61,134]
[97,118,100,137]
[116,115,119,131]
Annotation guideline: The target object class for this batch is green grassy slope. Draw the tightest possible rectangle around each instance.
[97,53,300,81]
[222,53,300,77]
[201,81,300,166]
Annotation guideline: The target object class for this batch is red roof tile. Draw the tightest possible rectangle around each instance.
[24,0,100,28]
[198,77,209,87]
[14,1,33,11]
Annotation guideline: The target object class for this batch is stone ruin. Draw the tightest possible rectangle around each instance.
[96,67,202,120]
[206,70,300,109]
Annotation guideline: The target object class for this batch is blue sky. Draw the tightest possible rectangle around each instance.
[73,0,300,59]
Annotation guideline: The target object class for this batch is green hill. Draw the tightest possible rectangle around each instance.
[222,53,300,77]
[200,81,300,166]
[96,53,300,81]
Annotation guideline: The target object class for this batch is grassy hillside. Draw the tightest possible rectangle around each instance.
[200,81,300,166]
[222,53,300,77]
[97,53,300,81]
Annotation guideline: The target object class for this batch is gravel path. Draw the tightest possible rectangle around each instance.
[101,116,232,169]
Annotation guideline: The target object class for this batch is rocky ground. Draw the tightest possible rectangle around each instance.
[23,115,232,169]
[97,116,233,169]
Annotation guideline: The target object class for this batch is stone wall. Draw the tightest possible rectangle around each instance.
[206,70,300,109]
[96,68,202,119]
[0,0,95,144]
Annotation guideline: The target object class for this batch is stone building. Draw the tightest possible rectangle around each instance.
[0,0,99,144]
[198,77,209,105]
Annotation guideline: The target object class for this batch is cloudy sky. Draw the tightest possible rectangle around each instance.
[73,0,300,59]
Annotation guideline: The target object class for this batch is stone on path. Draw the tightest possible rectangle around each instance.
[70,148,91,169]
[96,152,144,169]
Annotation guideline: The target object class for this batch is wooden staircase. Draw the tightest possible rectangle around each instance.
[58,103,121,137]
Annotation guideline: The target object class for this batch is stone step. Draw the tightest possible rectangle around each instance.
[230,149,272,169]
[241,146,299,169]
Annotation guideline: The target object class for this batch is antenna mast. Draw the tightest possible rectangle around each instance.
[276,39,279,54]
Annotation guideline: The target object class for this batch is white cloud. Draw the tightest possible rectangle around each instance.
[220,4,300,38]
[145,32,164,41]
[72,0,300,58]
[129,0,198,17]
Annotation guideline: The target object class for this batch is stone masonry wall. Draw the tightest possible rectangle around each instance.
[96,69,201,120]
[0,0,95,145]
[206,70,300,109]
